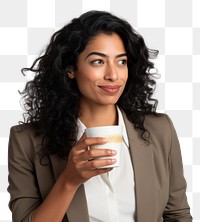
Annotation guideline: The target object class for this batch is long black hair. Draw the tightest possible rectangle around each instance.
[21,10,159,159]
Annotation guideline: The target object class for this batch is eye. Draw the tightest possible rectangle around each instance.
[118,59,127,65]
[91,59,104,65]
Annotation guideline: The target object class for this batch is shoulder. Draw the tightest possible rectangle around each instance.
[9,123,43,157]
[122,109,177,143]
[121,109,174,136]
[144,113,177,146]
[144,113,173,132]
[11,123,36,134]
[10,123,40,142]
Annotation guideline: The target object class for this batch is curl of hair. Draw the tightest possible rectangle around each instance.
[20,10,159,159]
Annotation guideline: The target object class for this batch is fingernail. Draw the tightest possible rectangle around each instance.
[101,138,108,143]
[112,150,117,155]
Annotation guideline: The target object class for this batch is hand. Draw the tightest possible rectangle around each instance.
[62,133,116,189]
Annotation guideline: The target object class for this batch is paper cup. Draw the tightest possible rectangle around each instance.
[85,125,122,168]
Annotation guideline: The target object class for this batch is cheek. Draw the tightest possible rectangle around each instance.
[75,71,96,92]
[123,71,128,83]
[125,72,128,81]
[76,69,102,84]
[76,73,95,84]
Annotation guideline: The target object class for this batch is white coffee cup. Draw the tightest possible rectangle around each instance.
[85,125,122,168]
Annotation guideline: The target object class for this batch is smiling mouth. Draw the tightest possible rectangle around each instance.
[98,85,121,94]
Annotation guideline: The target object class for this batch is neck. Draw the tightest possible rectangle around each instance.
[79,104,118,128]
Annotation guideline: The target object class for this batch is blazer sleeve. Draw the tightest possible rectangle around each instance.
[7,126,41,222]
[163,115,192,221]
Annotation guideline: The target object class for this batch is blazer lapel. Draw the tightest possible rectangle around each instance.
[122,112,157,222]
[49,154,66,180]
[49,154,89,222]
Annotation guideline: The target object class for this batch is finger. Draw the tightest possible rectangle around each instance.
[90,167,113,177]
[95,167,113,174]
[75,137,108,152]
[81,149,117,161]
[84,158,117,170]
[69,137,109,164]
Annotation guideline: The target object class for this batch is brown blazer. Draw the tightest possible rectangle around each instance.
[7,112,192,222]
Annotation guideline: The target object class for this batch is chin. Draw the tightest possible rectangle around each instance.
[97,99,120,106]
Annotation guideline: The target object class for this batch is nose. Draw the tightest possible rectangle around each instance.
[104,62,118,81]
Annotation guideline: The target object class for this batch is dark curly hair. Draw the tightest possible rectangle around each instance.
[20,10,159,159]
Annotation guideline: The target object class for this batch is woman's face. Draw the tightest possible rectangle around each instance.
[72,33,128,109]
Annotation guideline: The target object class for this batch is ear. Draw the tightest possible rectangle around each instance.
[68,70,75,79]
[67,67,75,79]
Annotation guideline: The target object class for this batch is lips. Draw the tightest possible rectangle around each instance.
[98,85,121,94]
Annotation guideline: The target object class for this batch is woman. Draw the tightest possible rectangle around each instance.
[8,10,192,222]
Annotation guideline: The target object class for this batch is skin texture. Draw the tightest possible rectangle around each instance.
[32,33,128,222]
[71,33,128,128]
[72,33,128,108]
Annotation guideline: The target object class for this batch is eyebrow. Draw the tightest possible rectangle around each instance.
[86,52,127,59]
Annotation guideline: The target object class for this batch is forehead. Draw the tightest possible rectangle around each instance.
[82,33,126,54]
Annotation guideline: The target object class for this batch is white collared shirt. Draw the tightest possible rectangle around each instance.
[77,107,135,222]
